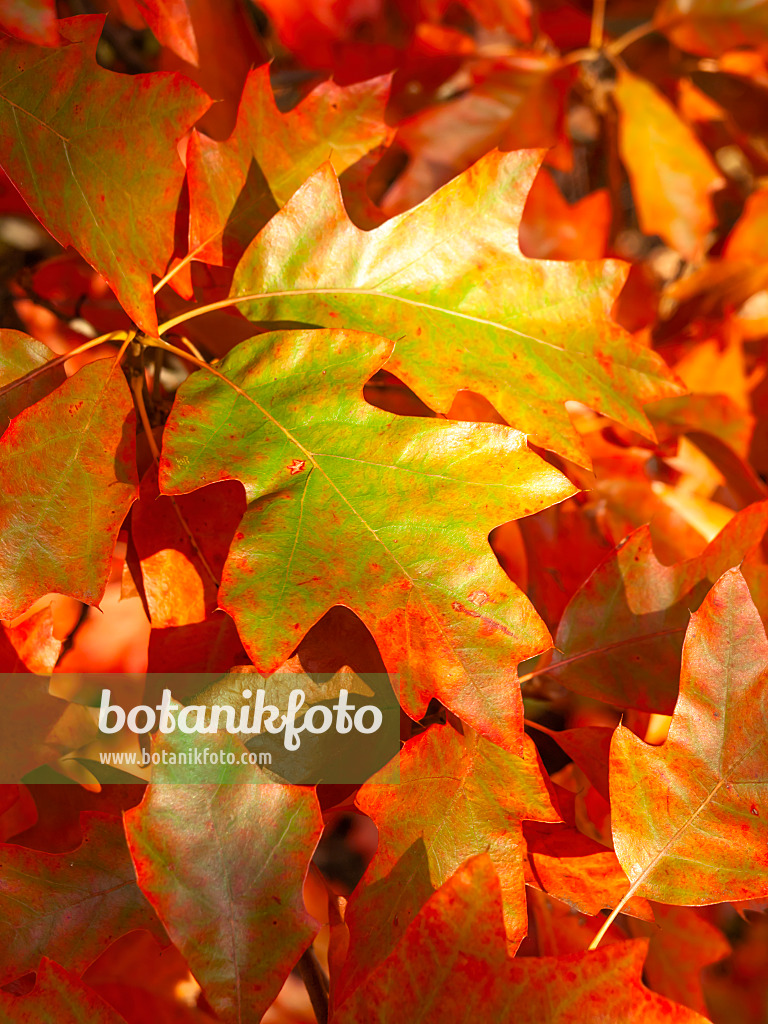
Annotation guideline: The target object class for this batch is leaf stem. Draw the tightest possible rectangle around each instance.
[155,288,568,359]
[172,333,206,361]
[129,362,220,590]
[130,372,162,464]
[153,260,189,296]
[297,946,329,1024]
[588,886,636,950]
[590,0,607,50]
[590,771,732,951]
[156,293,279,335]
[0,330,131,401]
[517,626,685,687]
[605,19,655,55]
[523,717,557,737]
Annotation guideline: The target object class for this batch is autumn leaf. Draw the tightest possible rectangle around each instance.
[0,16,210,333]
[383,58,574,215]
[224,148,682,465]
[146,612,250,673]
[186,64,392,269]
[334,723,558,1004]
[614,68,724,262]
[647,393,755,460]
[0,675,96,781]
[130,466,245,628]
[252,0,418,83]
[334,853,708,1022]
[0,605,61,674]
[0,812,164,984]
[523,786,653,921]
[503,940,711,1022]
[124,730,323,1024]
[655,0,768,57]
[610,567,768,907]
[0,330,66,435]
[530,500,768,713]
[628,904,731,1015]
[113,0,200,65]
[0,958,127,1024]
[3,0,768,1016]
[519,168,610,261]
[0,0,58,47]
[0,357,138,619]
[160,327,574,747]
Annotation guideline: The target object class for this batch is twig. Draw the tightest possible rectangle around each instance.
[129,366,220,590]
[590,0,607,51]
[297,947,329,1024]
[605,19,656,56]
[55,602,90,666]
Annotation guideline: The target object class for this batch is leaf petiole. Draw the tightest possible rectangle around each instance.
[0,329,131,401]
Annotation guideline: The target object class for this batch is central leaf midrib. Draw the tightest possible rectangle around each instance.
[201,359,511,685]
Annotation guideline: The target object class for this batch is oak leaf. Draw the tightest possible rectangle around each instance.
[0,16,210,333]
[0,331,66,435]
[610,567,768,904]
[187,64,392,269]
[0,358,139,619]
[334,853,708,1022]
[228,148,682,465]
[0,812,164,984]
[627,904,731,1015]
[124,731,323,1024]
[655,0,768,57]
[0,958,127,1024]
[614,69,724,262]
[538,500,768,713]
[523,786,653,921]
[130,467,245,628]
[0,0,58,46]
[160,327,575,747]
[335,722,558,1003]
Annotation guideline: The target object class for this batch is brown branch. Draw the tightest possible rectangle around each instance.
[297,946,329,1024]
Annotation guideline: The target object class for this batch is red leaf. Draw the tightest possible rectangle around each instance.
[0,812,164,985]
[628,904,730,1014]
[655,0,768,58]
[523,786,653,922]
[610,568,768,904]
[519,169,610,261]
[0,17,210,333]
[334,853,708,1022]
[125,732,323,1024]
[540,500,768,713]
[113,0,200,65]
[0,0,58,47]
[614,69,724,262]
[0,958,127,1023]
[0,605,61,674]
[335,723,558,1003]
[131,467,245,627]
[186,65,392,269]
[0,330,66,435]
[0,358,139,619]
[146,612,250,673]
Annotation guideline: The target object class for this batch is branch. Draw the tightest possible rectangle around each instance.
[297,946,329,1024]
